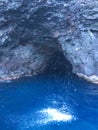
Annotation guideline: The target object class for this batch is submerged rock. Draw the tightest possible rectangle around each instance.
[0,0,98,83]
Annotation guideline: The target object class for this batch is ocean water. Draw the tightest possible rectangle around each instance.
[0,73,98,130]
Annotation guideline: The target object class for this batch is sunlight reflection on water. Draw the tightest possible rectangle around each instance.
[38,108,75,124]
[7,105,76,130]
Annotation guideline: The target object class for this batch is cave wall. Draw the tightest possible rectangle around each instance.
[0,0,98,83]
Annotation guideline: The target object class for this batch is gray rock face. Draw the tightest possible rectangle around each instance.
[0,0,61,80]
[57,0,98,83]
[0,0,98,83]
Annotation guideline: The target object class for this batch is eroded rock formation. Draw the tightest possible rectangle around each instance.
[0,0,98,83]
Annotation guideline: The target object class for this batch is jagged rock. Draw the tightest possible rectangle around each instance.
[0,0,98,83]
[57,0,98,83]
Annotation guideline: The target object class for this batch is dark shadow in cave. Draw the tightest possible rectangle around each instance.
[45,50,73,75]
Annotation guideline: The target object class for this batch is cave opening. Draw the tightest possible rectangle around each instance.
[45,50,73,75]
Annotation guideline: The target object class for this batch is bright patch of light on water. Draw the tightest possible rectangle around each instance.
[38,108,75,124]
[6,106,76,130]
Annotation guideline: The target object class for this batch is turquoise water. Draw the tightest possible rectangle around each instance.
[0,74,98,130]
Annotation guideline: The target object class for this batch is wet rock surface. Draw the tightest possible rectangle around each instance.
[0,0,98,83]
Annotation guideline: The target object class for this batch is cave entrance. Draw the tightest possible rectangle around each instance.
[45,51,72,75]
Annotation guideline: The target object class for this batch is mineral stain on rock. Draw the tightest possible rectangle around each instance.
[0,0,98,83]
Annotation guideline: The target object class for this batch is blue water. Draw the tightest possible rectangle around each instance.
[0,74,98,130]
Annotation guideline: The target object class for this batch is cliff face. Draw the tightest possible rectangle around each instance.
[0,0,61,80]
[0,0,98,83]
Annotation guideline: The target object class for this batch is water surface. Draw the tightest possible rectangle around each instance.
[0,74,98,130]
